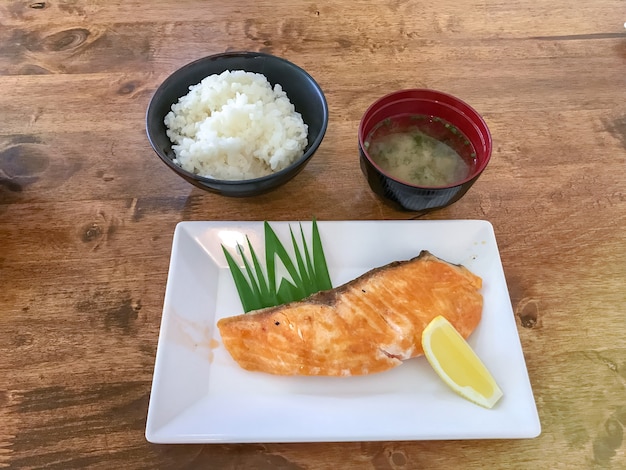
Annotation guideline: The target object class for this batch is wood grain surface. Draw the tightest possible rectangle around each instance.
[1,0,625,468]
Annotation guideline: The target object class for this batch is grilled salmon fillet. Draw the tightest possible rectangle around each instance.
[217,250,483,376]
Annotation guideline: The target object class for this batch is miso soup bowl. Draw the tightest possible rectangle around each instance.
[358,89,492,212]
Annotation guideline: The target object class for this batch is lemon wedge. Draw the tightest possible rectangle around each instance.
[422,315,503,408]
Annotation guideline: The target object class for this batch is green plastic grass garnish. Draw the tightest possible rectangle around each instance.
[222,220,332,313]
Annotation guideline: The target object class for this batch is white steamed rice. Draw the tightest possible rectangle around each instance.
[164,70,308,180]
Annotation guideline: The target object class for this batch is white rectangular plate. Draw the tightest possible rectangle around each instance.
[145,220,540,443]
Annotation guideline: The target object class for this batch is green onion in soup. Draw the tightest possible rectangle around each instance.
[364,115,477,187]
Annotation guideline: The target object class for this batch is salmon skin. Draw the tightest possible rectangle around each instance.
[217,250,483,376]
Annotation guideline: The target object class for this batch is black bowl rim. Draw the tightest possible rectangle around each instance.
[146,51,329,187]
[357,88,492,190]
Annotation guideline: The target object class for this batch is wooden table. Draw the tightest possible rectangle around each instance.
[1,1,625,468]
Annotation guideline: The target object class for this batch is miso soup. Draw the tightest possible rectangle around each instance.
[364,115,476,187]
